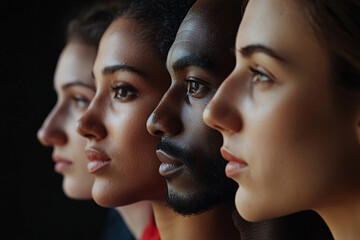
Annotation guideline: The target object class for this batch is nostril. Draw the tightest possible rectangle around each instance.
[84,133,95,139]
[154,130,165,137]
[213,125,223,132]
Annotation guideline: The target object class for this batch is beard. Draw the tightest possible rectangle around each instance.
[157,138,237,216]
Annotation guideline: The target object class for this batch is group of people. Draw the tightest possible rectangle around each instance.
[37,0,360,239]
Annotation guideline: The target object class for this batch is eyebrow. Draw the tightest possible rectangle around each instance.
[240,44,286,62]
[101,64,147,78]
[172,55,216,73]
[62,81,96,91]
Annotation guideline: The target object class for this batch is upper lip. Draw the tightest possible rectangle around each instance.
[84,148,111,162]
[220,147,248,165]
[52,155,72,164]
[156,149,183,167]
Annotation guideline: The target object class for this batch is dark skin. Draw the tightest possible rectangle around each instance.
[147,0,239,216]
[148,0,334,239]
[146,0,240,239]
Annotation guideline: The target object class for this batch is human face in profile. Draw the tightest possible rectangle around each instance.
[204,0,360,222]
[37,42,96,199]
[76,17,169,208]
[146,0,240,215]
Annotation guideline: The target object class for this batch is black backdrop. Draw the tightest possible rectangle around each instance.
[1,1,112,239]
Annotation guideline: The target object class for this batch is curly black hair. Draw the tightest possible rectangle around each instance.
[115,0,196,60]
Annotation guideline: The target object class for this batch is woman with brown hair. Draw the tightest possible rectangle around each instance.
[204,0,360,239]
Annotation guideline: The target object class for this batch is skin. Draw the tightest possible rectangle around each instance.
[37,42,97,199]
[75,14,239,240]
[203,0,360,238]
[76,17,169,208]
[37,40,152,238]
[146,1,241,239]
[150,1,332,239]
[146,0,239,216]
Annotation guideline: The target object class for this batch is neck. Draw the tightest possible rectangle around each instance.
[316,195,360,240]
[116,201,153,239]
[151,200,239,240]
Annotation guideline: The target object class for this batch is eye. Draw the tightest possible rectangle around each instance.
[113,84,138,101]
[72,95,89,110]
[250,67,273,84]
[187,81,201,94]
[186,79,209,98]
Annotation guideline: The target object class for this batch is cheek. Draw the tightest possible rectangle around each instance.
[106,104,162,180]
[108,104,159,155]
[97,110,165,206]
[67,122,88,165]
[239,85,345,218]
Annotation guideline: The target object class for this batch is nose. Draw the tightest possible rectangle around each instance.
[203,74,243,134]
[37,104,67,147]
[76,98,107,141]
[146,87,183,137]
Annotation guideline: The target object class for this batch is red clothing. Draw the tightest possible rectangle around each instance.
[139,217,161,240]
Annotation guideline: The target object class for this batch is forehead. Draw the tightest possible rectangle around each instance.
[170,13,213,58]
[54,42,96,87]
[167,6,233,70]
[238,0,314,60]
[94,17,155,75]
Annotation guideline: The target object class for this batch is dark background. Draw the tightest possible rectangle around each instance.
[1,1,112,239]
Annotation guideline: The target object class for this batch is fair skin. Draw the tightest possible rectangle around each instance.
[37,41,152,239]
[203,0,360,239]
[38,42,97,199]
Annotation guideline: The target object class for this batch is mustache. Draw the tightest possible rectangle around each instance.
[156,138,195,168]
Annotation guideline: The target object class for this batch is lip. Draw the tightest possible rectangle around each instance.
[220,147,248,178]
[156,150,184,178]
[52,155,73,173]
[85,148,111,174]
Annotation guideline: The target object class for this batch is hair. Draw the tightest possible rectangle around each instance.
[115,0,196,60]
[66,2,126,48]
[298,0,360,91]
[241,0,360,90]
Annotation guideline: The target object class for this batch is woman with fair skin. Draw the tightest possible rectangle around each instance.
[204,0,360,239]
[37,4,152,239]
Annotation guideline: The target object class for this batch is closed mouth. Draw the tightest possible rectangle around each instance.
[156,150,184,178]
[84,148,111,173]
[52,155,73,173]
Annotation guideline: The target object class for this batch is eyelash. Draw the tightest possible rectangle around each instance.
[185,78,210,99]
[249,67,273,84]
[112,84,138,101]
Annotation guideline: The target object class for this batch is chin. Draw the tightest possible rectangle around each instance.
[166,184,223,216]
[62,178,93,200]
[235,189,289,222]
[234,188,265,222]
[91,178,140,208]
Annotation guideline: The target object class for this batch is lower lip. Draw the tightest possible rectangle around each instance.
[159,162,183,177]
[87,160,110,173]
[225,161,248,178]
[54,161,72,173]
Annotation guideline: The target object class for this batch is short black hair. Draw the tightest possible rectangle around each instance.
[67,2,126,47]
[115,0,196,60]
